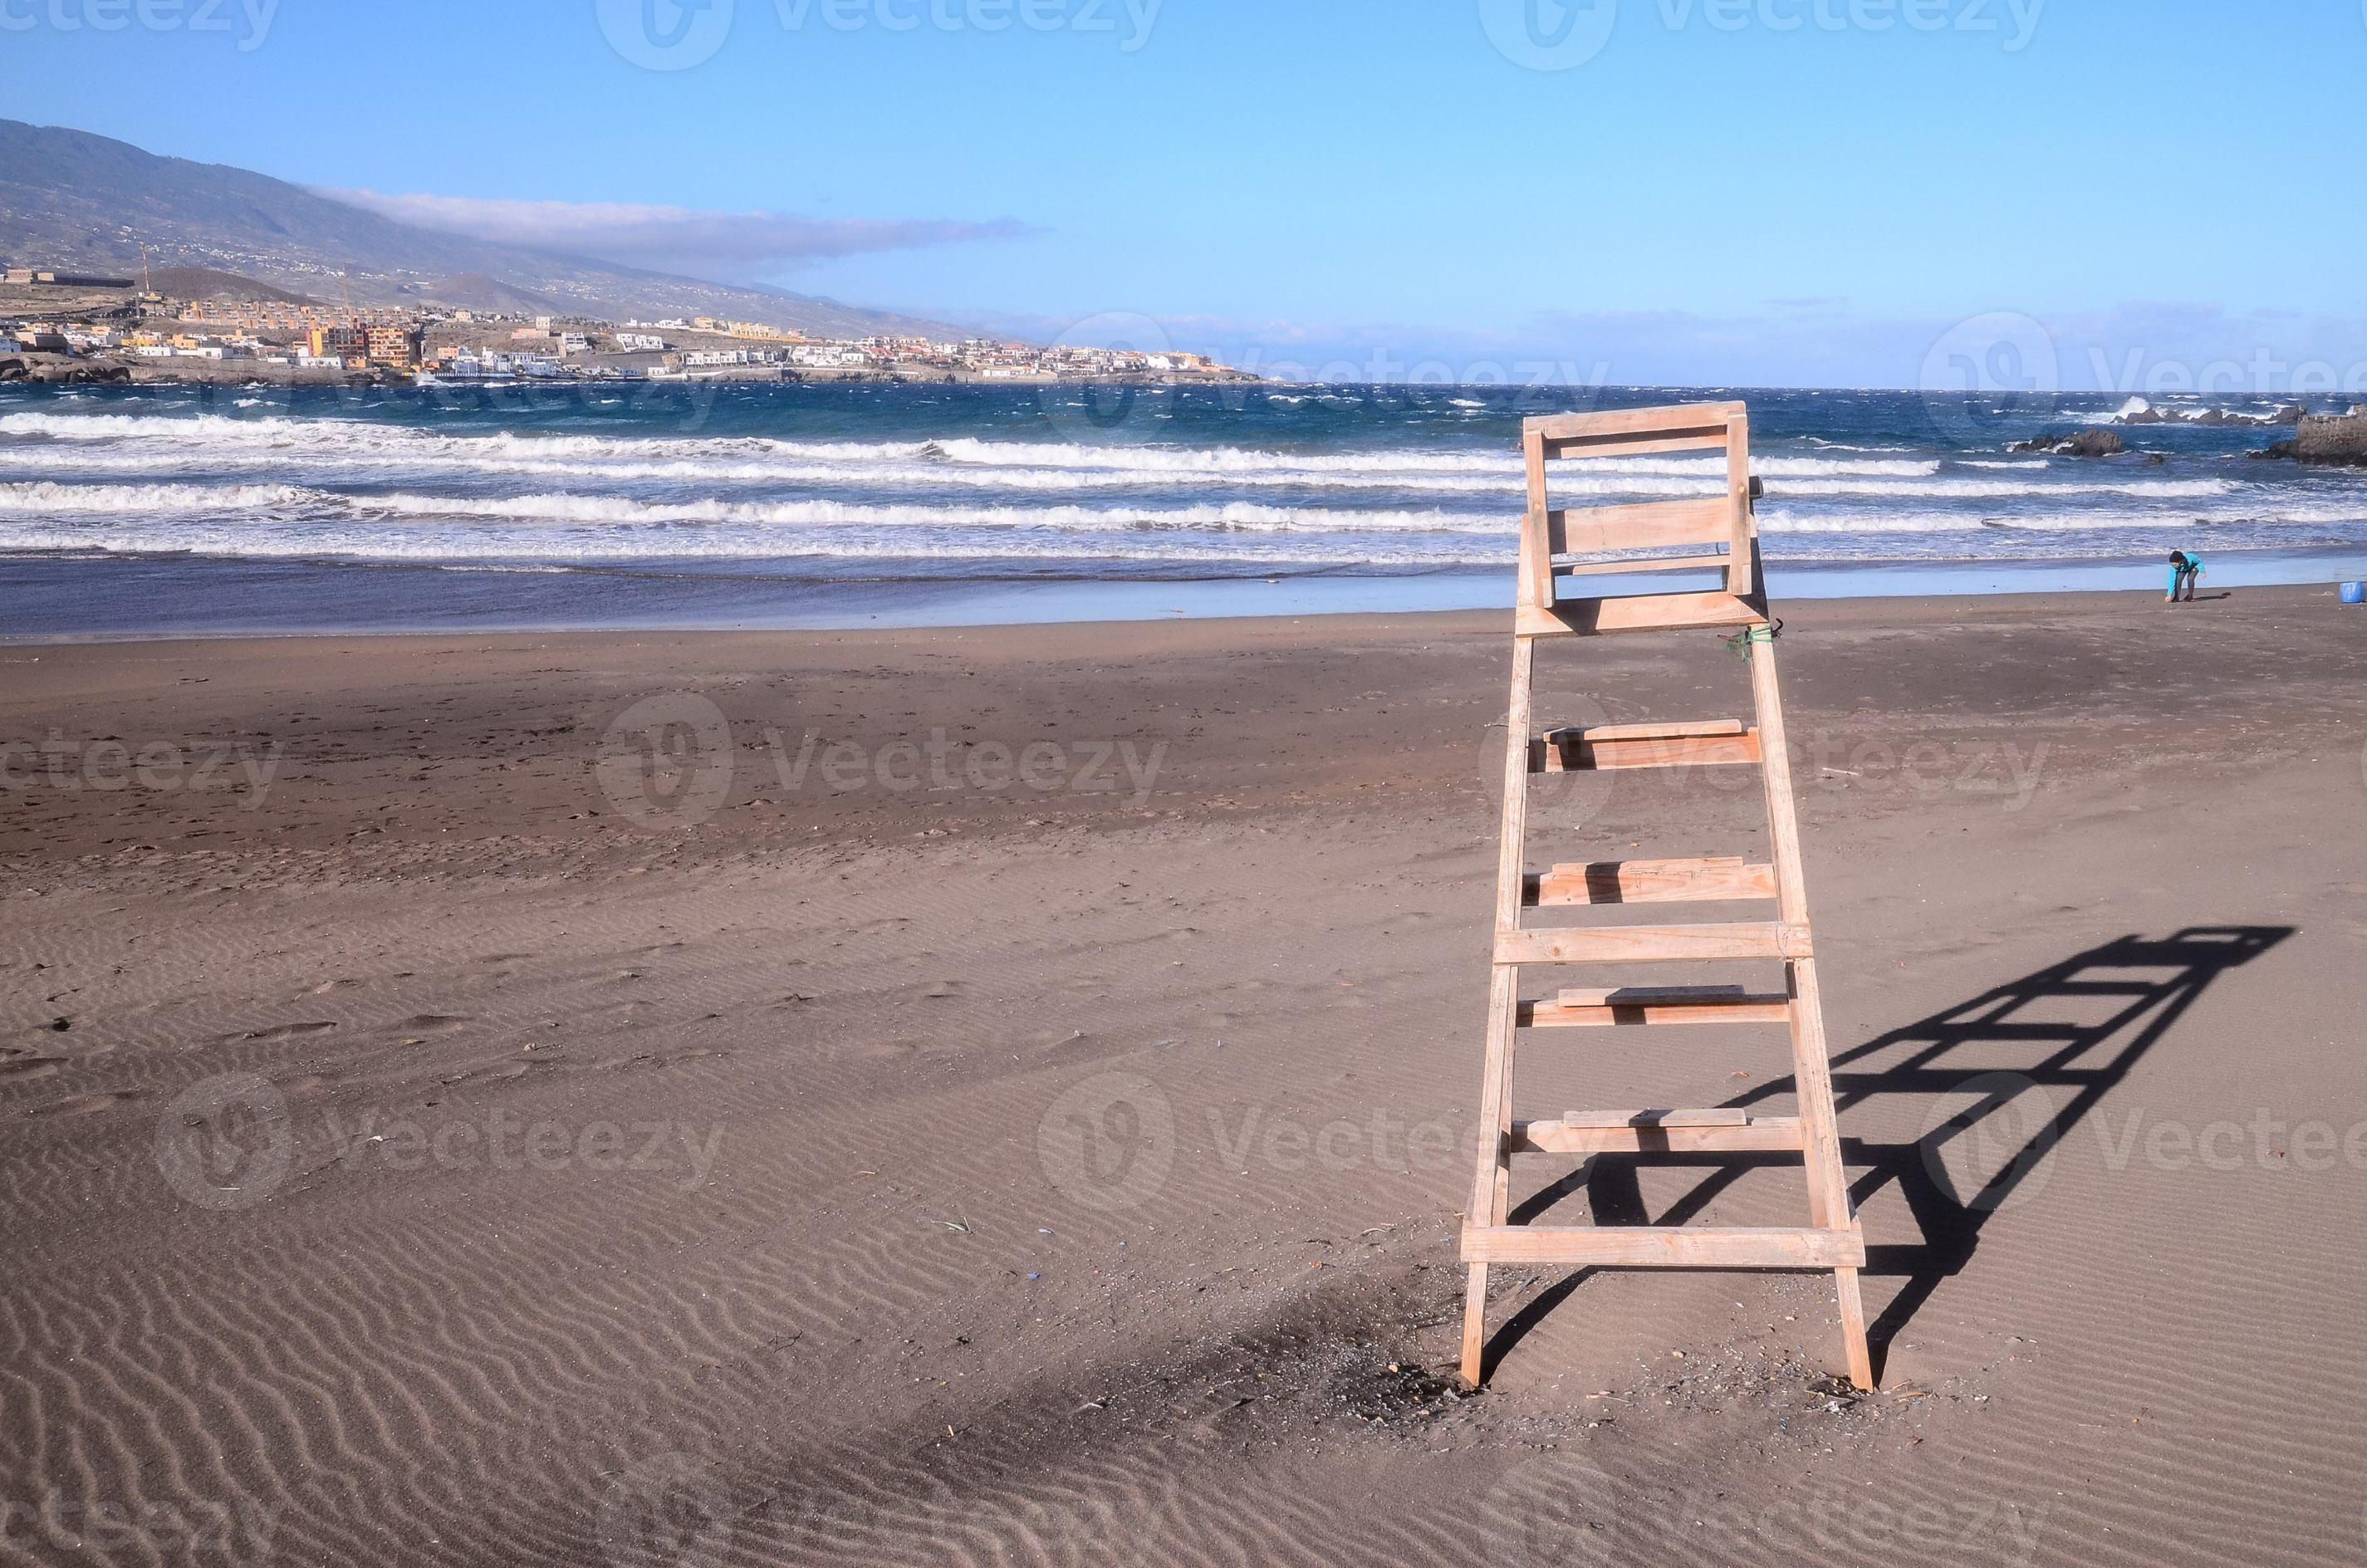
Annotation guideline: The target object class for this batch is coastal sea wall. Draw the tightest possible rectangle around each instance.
[2295,411,2367,466]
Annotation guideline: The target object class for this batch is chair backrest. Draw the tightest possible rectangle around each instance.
[1517,401,1761,615]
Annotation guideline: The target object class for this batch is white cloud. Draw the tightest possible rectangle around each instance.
[321,189,1035,280]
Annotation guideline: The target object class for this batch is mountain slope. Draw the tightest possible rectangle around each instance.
[0,120,974,338]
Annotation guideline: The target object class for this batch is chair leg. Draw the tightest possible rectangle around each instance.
[1459,1263,1489,1385]
[1835,1265,1874,1389]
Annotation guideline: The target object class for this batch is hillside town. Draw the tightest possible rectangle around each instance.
[0,266,1252,386]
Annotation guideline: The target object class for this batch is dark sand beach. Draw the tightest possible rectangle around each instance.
[6,586,2367,1566]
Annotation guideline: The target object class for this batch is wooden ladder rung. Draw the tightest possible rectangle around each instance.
[1530,856,1777,906]
[1461,1224,1865,1269]
[1523,984,1791,1027]
[1562,1106,1752,1126]
[1547,498,1729,556]
[1533,724,1760,772]
[1516,591,1764,639]
[1561,719,1745,742]
[1509,1113,1805,1154]
[1495,921,1812,965]
[1528,402,1746,444]
[1555,552,1731,578]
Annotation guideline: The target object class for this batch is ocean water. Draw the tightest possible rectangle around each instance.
[2,380,2364,633]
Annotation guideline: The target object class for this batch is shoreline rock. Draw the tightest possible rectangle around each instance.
[2011,429,2123,458]
[2115,399,2303,428]
[0,355,130,384]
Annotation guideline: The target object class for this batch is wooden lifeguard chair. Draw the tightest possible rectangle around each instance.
[1458,400,1874,1390]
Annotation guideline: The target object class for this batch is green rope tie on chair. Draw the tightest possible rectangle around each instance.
[1722,620,1782,659]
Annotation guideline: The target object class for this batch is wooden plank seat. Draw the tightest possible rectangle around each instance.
[1521,983,1791,1027]
[1509,1110,1806,1155]
[1462,1223,1865,1269]
[1528,856,1778,906]
[1532,721,1761,772]
[1494,921,1813,965]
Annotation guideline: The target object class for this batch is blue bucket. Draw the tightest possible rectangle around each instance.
[2343,581,2366,605]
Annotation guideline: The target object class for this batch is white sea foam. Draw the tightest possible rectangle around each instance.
[1769,477,2232,500]
[348,490,1512,535]
[1760,504,2367,533]
[0,480,316,512]
[0,410,1938,483]
[0,519,1512,568]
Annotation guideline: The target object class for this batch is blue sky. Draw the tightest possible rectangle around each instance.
[7,0,2366,388]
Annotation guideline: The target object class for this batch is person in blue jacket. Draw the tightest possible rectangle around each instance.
[2167,550,2203,603]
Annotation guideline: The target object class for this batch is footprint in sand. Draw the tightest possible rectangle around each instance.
[27,1090,145,1117]
[236,1022,340,1042]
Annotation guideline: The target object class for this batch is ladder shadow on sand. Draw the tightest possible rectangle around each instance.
[1489,925,2289,1380]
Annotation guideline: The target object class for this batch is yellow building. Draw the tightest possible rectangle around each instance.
[363,323,424,370]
